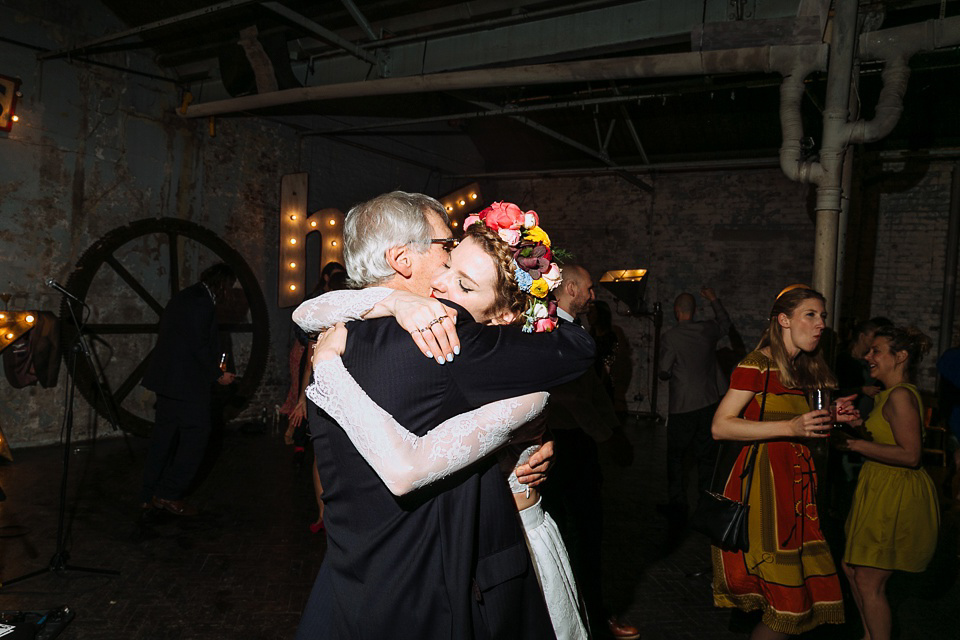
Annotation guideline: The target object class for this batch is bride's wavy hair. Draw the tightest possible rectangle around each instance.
[756,286,836,391]
[463,223,528,324]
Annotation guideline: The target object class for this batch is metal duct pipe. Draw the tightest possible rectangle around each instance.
[184,44,828,118]
[810,0,860,313]
[940,163,960,357]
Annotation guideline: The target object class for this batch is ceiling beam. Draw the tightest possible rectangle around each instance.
[260,2,378,66]
[338,0,377,41]
[38,0,258,60]
[466,98,653,192]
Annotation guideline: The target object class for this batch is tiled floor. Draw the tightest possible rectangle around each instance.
[0,417,957,639]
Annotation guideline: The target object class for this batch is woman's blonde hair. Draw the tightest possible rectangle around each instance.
[463,223,528,324]
[756,287,837,390]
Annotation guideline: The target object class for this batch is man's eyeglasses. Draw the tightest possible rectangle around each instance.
[431,238,460,252]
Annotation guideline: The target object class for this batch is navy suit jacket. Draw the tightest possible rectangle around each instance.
[142,283,221,401]
[311,302,594,639]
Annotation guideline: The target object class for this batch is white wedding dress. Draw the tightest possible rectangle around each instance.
[294,289,589,640]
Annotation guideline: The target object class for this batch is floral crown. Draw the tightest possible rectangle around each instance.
[464,201,562,333]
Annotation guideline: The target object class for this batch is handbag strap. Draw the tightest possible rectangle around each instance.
[706,356,771,493]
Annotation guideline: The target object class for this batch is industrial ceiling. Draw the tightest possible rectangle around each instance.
[41,0,960,178]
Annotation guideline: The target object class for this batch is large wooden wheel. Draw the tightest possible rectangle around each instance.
[62,218,269,436]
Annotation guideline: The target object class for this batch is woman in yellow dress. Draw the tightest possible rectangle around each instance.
[839,326,940,640]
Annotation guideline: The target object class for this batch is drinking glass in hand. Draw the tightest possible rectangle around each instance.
[807,388,832,435]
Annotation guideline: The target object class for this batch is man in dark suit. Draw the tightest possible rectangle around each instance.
[541,264,639,640]
[294,191,594,639]
[140,263,236,516]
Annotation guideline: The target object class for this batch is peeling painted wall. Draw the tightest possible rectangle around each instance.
[0,1,305,448]
[0,1,486,450]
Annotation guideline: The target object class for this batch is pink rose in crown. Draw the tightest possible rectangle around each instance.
[463,214,481,229]
[514,244,551,279]
[480,201,526,231]
[540,262,562,290]
[534,317,558,332]
[498,229,522,246]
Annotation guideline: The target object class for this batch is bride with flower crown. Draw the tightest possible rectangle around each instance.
[293,202,589,639]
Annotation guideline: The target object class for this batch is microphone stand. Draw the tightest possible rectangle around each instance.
[1,296,120,588]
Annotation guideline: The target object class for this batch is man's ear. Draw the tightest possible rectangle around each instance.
[385,245,413,278]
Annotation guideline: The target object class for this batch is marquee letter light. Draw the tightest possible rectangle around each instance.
[278,173,345,308]
[438,183,482,234]
[0,74,22,133]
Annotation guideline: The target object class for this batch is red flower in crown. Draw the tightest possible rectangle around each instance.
[479,201,532,232]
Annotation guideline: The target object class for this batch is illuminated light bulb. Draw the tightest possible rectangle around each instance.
[452,221,459,227]
[470,193,477,199]
[4,333,12,340]
[290,214,298,221]
[310,220,318,228]
[445,205,453,212]
[331,241,338,247]
[289,238,297,245]
[289,262,297,269]
[458,199,465,206]
[25,314,35,323]
[289,284,297,291]
[0,313,5,320]
[11,115,19,123]
[328,219,336,226]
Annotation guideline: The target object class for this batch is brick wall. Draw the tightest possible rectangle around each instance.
[484,161,957,413]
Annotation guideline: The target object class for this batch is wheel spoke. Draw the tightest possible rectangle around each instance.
[85,323,159,335]
[114,349,154,404]
[168,232,180,296]
[105,255,164,316]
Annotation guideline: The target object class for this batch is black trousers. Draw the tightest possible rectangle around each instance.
[666,403,719,508]
[140,394,212,503]
[541,427,604,631]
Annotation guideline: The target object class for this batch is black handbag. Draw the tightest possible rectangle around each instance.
[689,361,770,552]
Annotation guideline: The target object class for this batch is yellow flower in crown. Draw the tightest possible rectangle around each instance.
[529,278,549,298]
[524,226,551,247]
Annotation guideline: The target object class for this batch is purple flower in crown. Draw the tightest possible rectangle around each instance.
[513,244,552,280]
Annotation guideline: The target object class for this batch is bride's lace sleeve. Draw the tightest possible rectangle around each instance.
[307,357,549,496]
[291,287,393,332]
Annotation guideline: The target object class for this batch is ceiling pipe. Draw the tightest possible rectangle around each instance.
[774,4,960,324]
[183,43,830,117]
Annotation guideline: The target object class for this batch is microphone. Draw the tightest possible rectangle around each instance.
[45,278,84,304]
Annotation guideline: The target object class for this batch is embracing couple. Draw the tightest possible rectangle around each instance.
[292,191,595,639]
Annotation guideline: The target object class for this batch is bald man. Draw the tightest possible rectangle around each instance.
[657,287,731,526]
[542,264,640,640]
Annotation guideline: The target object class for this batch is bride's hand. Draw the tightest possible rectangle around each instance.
[376,291,460,364]
[312,323,348,363]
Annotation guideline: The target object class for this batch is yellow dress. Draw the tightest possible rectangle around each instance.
[843,383,940,571]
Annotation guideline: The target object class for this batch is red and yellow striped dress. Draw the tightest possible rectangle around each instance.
[711,351,844,634]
